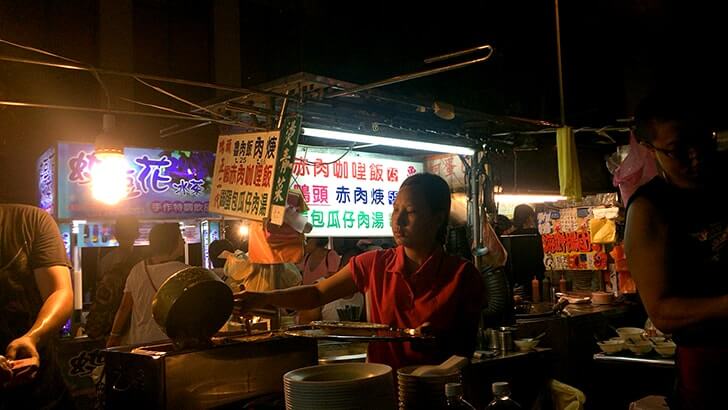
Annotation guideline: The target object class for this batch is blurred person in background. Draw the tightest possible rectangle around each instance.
[297,237,340,286]
[502,205,544,300]
[107,223,187,347]
[208,239,236,281]
[297,240,376,324]
[84,216,143,339]
[511,204,538,234]
[493,214,515,237]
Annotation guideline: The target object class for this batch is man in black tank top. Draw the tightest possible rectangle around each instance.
[625,89,727,410]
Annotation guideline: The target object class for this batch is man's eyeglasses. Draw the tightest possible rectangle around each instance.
[644,137,716,161]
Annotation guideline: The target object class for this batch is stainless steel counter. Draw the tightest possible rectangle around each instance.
[472,347,552,363]
[593,352,675,367]
[562,302,633,318]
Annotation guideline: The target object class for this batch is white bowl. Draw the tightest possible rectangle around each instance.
[625,341,653,355]
[514,339,539,351]
[653,342,676,358]
[597,340,624,354]
[616,327,645,343]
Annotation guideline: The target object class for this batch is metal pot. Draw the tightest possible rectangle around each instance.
[152,267,233,349]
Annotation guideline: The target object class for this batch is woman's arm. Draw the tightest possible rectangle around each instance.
[235,265,358,312]
[625,197,728,333]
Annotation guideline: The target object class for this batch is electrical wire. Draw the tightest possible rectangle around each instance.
[0,37,267,131]
[118,97,263,129]
[298,145,354,166]
[0,38,82,64]
[0,37,111,109]
[134,76,231,121]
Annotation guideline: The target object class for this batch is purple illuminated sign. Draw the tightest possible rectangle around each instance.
[37,147,56,215]
[57,143,215,219]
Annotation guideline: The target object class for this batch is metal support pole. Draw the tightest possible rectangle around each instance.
[471,151,482,271]
[555,0,566,125]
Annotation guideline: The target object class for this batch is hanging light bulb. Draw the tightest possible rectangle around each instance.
[238,223,249,237]
[91,114,128,205]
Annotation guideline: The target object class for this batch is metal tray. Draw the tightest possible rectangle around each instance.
[284,324,435,342]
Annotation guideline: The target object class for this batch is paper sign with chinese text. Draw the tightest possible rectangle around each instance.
[209,129,281,221]
[537,207,609,270]
[424,154,466,190]
[293,146,423,237]
[56,143,215,219]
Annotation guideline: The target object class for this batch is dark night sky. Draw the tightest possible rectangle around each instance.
[1,0,726,202]
[241,0,727,126]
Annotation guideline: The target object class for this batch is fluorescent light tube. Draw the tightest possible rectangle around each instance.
[495,194,567,203]
[302,127,475,155]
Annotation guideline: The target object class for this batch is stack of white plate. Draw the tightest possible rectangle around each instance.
[283,363,396,410]
[397,365,461,409]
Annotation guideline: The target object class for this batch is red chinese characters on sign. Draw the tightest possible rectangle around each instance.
[312,185,329,204]
[314,159,330,177]
[293,157,310,176]
[294,184,311,204]
[253,164,264,186]
[218,139,228,154]
[244,164,255,185]
[370,164,383,181]
[223,164,238,184]
[236,165,246,185]
[424,154,465,189]
[443,157,455,177]
[352,162,366,180]
[541,231,592,254]
[261,165,273,187]
[333,161,348,178]
[386,167,399,182]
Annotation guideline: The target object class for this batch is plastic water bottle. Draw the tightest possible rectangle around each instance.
[445,382,476,409]
[485,382,522,409]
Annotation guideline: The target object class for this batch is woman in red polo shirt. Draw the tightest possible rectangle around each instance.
[234,173,485,370]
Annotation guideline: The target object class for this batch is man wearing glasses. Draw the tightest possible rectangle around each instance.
[625,89,726,410]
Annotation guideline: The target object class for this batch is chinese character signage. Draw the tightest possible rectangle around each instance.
[538,207,609,270]
[209,125,287,221]
[37,146,56,216]
[56,143,215,219]
[270,116,301,225]
[424,154,465,190]
[294,146,423,237]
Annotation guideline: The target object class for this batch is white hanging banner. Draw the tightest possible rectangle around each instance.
[292,146,423,237]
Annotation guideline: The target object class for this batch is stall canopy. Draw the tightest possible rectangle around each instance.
[188,73,618,196]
